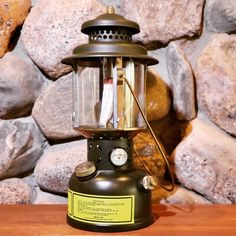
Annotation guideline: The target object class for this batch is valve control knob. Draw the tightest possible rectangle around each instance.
[141,175,157,191]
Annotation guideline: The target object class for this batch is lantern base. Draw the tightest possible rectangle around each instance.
[67,168,156,232]
[67,138,155,232]
[67,213,155,232]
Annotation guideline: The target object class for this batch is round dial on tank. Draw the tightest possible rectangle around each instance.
[110,148,128,166]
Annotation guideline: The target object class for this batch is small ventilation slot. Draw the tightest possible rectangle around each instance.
[89,27,132,43]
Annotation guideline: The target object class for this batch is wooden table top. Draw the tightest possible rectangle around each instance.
[0,204,235,236]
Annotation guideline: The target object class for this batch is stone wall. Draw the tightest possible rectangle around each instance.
[0,0,235,204]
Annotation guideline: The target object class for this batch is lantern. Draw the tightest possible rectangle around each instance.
[62,6,160,232]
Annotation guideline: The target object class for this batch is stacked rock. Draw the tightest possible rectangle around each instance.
[0,0,235,204]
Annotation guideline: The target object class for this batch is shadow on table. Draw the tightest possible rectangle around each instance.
[153,204,195,220]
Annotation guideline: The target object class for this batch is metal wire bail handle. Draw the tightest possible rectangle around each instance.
[122,74,175,192]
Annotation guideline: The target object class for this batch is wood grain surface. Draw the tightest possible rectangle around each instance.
[0,204,235,236]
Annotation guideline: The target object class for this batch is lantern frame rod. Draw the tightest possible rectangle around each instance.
[113,65,118,128]
[121,74,175,192]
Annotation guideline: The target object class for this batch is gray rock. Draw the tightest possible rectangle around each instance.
[22,0,105,78]
[32,73,80,140]
[0,117,46,180]
[0,54,44,119]
[172,118,236,203]
[99,0,121,14]
[33,187,67,204]
[31,0,37,7]
[148,48,170,87]
[120,0,205,46]
[205,0,236,33]
[195,33,236,136]
[166,42,196,120]
[169,189,211,205]
[34,140,87,194]
[159,185,212,204]
[174,31,216,71]
[23,175,67,204]
[22,175,38,196]
[0,178,35,204]
[33,67,170,138]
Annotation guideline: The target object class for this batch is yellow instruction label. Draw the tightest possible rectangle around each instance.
[68,189,135,225]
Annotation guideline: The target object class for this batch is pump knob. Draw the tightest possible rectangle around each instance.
[74,161,96,177]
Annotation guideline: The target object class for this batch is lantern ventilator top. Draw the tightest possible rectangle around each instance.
[62,6,158,66]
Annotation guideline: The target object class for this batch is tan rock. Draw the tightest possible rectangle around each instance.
[0,0,31,57]
[150,115,189,155]
[146,69,170,121]
[133,131,166,183]
[196,33,236,135]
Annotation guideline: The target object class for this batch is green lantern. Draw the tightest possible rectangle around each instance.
[62,6,170,232]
